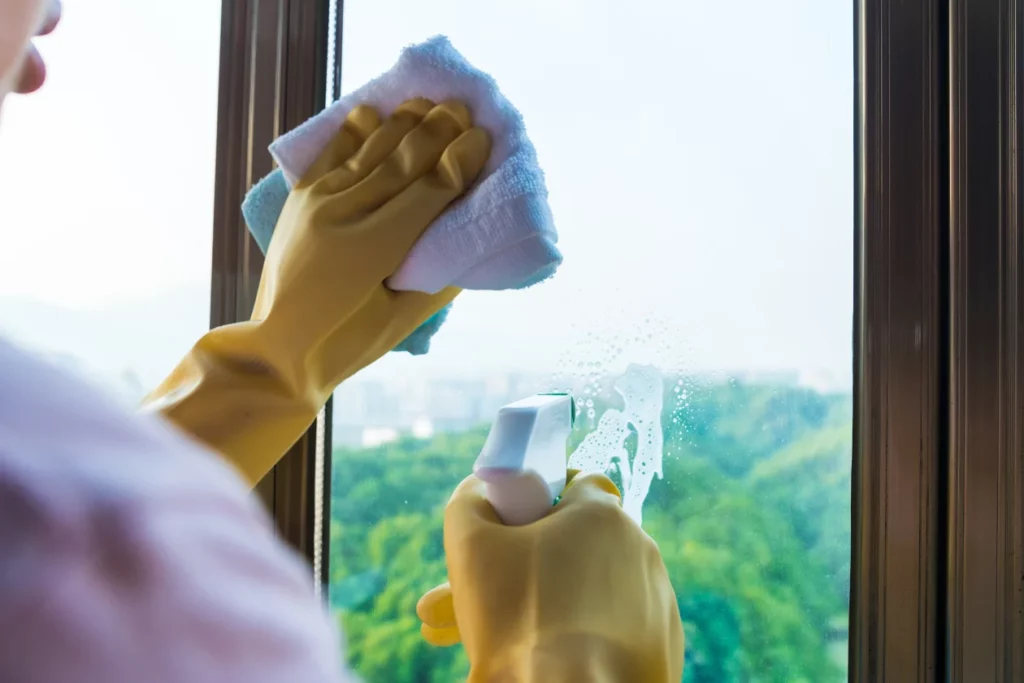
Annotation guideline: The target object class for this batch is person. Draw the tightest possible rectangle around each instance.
[0,1,685,681]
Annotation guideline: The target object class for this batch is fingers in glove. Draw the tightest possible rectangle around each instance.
[420,623,462,647]
[314,98,435,195]
[444,469,620,541]
[558,471,622,507]
[417,581,461,646]
[371,127,492,269]
[416,581,456,627]
[299,104,382,186]
[551,471,647,546]
[330,100,477,216]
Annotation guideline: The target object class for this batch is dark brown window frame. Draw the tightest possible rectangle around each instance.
[855,0,1024,681]
[208,0,1024,679]
[210,0,334,595]
[947,0,1024,678]
[852,0,945,679]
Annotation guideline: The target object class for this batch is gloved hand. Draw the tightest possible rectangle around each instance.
[417,470,685,682]
[142,99,491,485]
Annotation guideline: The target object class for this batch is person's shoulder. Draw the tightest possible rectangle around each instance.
[0,336,253,507]
[0,338,351,682]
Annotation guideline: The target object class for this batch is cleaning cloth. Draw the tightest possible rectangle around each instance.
[242,36,561,352]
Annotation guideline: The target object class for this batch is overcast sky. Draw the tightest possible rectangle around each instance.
[0,0,853,390]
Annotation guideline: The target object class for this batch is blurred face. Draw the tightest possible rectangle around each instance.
[0,0,61,113]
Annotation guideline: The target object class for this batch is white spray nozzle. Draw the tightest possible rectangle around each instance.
[474,392,574,526]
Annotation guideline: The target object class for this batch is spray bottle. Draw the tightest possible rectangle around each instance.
[473,392,575,526]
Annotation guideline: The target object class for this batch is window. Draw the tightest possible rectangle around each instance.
[7,1,1014,681]
[0,0,221,406]
[328,2,854,681]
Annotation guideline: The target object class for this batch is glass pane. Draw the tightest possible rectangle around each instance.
[0,0,221,406]
[331,2,853,681]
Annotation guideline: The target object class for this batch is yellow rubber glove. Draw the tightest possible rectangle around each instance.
[417,470,685,682]
[142,99,491,485]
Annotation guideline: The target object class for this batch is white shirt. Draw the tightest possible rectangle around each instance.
[0,337,355,682]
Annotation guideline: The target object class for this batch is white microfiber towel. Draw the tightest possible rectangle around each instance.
[268,35,561,294]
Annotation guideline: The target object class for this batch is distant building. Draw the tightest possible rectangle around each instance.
[331,372,549,447]
[411,417,434,440]
[360,427,400,448]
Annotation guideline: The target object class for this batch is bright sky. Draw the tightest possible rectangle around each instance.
[0,0,853,388]
[0,0,220,304]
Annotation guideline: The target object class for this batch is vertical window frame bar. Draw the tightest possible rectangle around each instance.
[853,0,947,680]
[210,0,333,594]
[947,0,1024,679]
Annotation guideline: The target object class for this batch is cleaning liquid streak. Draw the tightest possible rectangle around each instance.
[568,363,664,525]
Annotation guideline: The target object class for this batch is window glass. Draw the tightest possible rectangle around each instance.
[332,2,853,681]
[0,0,221,405]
